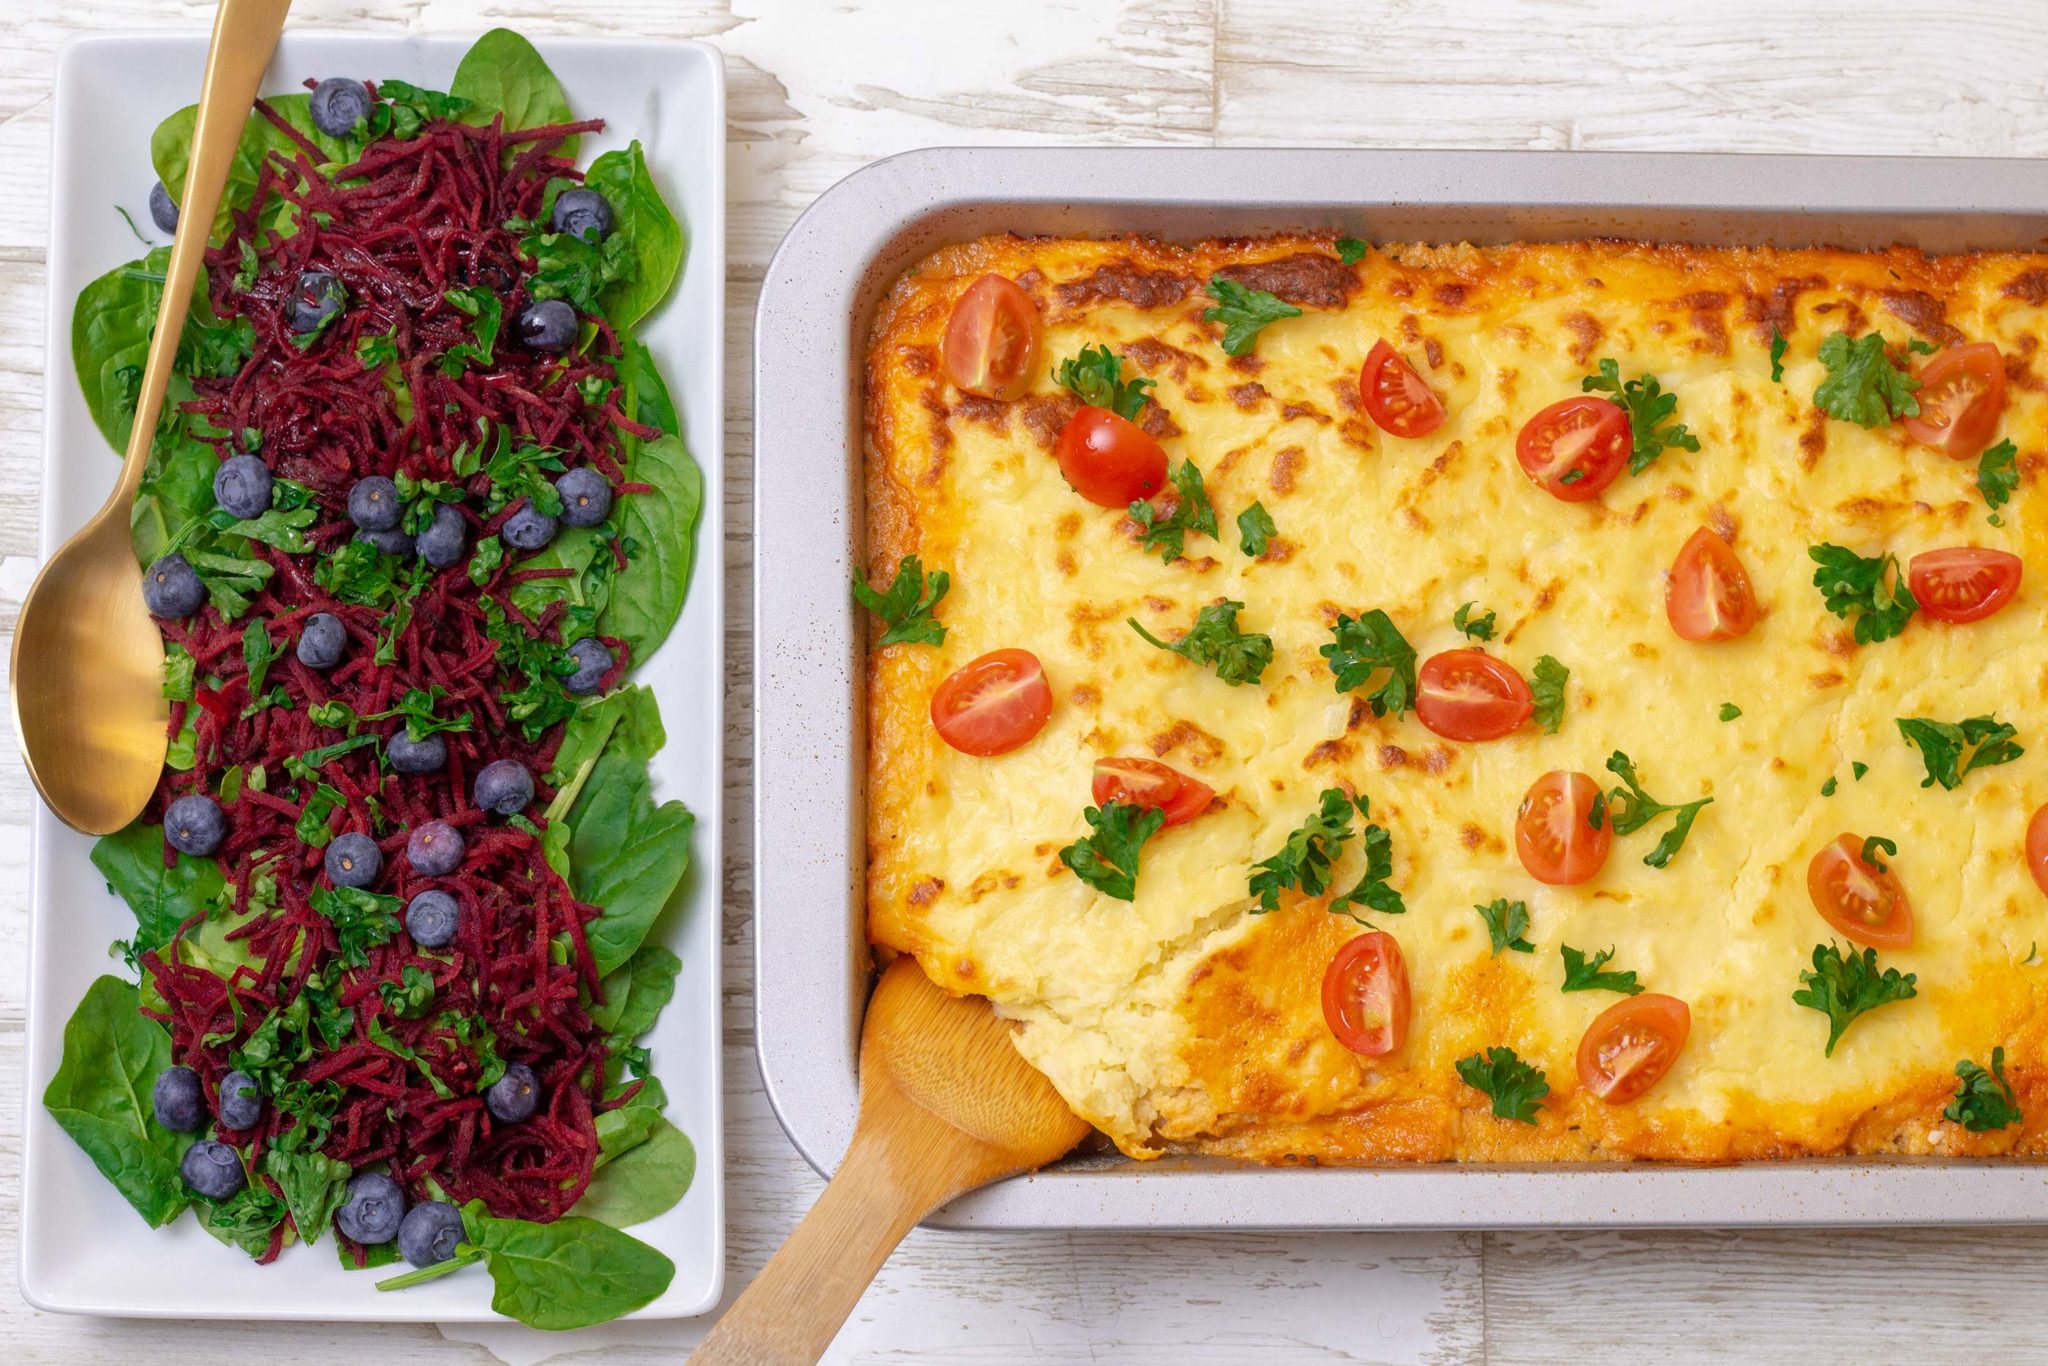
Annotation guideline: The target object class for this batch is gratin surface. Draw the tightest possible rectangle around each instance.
[864,232,2048,1163]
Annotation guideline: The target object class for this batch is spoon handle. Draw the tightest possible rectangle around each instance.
[111,0,293,507]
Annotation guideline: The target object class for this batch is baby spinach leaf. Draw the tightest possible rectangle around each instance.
[567,693,695,977]
[574,1118,696,1229]
[152,95,358,243]
[589,943,682,1039]
[199,1180,286,1259]
[451,28,578,156]
[461,1202,675,1329]
[92,822,226,968]
[584,140,684,329]
[42,975,195,1228]
[601,433,703,663]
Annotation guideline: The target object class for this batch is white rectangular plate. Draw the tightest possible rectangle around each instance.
[22,30,725,1319]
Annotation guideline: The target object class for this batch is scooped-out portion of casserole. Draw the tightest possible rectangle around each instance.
[862,229,2048,1163]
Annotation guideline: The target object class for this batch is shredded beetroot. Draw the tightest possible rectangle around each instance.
[140,104,644,1233]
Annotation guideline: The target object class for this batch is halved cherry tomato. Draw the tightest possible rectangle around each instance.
[1666,526,1759,642]
[942,274,1043,401]
[929,648,1052,757]
[1576,994,1691,1104]
[1321,930,1412,1057]
[1900,342,2005,458]
[1907,547,2021,624]
[1055,406,1168,509]
[1092,757,1216,828]
[1417,649,1532,741]
[1806,833,1913,950]
[2026,805,2048,898]
[1516,396,1631,501]
[1359,339,1447,439]
[1516,771,1612,886]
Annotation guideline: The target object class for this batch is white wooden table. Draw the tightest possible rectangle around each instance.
[6,2,2048,1361]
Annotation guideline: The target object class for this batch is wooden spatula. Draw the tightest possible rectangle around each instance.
[695,956,1090,1364]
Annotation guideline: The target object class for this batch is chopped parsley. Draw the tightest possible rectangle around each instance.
[1852,761,1869,781]
[1947,1048,2024,1132]
[1237,500,1276,558]
[1559,944,1643,995]
[1601,750,1713,869]
[1202,277,1302,357]
[1131,460,1219,563]
[1895,714,2024,790]
[1249,788,1359,913]
[1860,834,1897,873]
[1329,795,1406,922]
[1768,325,1788,383]
[1476,898,1533,955]
[1320,609,1417,717]
[1820,776,1838,797]
[1813,330,1920,427]
[1581,358,1701,475]
[240,621,286,718]
[309,886,402,968]
[1455,1047,1549,1124]
[438,285,502,375]
[377,964,437,1020]
[1530,655,1569,735]
[1793,942,1917,1056]
[1453,601,1496,642]
[1335,238,1368,265]
[1978,438,2019,525]
[853,554,950,647]
[1057,801,1166,903]
[1908,336,1938,355]
[1808,543,1918,644]
[1129,601,1273,686]
[1055,344,1153,421]
[1718,702,1742,722]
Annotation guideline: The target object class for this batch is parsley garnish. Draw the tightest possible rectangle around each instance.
[1581,358,1700,475]
[1603,750,1712,868]
[1769,325,1788,383]
[1202,278,1302,357]
[1719,702,1742,722]
[1907,337,1938,355]
[853,555,950,647]
[1335,238,1368,265]
[1808,543,1918,644]
[1978,438,2019,525]
[1329,795,1406,922]
[1131,461,1219,563]
[1054,344,1153,421]
[1560,944,1644,995]
[1453,601,1496,642]
[1455,1047,1549,1124]
[1860,834,1897,873]
[1237,501,1276,558]
[309,887,402,968]
[1947,1047,2023,1132]
[1321,610,1417,717]
[1531,655,1569,734]
[438,286,502,376]
[240,620,286,718]
[377,964,437,1020]
[1895,714,2024,790]
[1852,761,1869,780]
[1476,898,1533,955]
[1820,776,1838,797]
[1813,331,1920,427]
[1793,942,1917,1056]
[1057,801,1165,903]
[1249,788,1359,913]
[1129,601,1273,686]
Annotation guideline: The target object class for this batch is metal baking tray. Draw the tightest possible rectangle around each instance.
[753,147,2048,1228]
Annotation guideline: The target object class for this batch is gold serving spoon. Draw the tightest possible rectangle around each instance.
[14,0,293,833]
[695,956,1090,1365]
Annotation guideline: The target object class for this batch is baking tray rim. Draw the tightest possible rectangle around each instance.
[751,145,2048,1230]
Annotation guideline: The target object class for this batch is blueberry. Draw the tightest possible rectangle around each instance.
[348,476,401,532]
[550,188,614,244]
[289,269,345,335]
[565,637,612,695]
[309,77,374,139]
[335,1171,406,1244]
[501,504,558,551]
[417,504,467,568]
[515,298,577,353]
[165,794,226,857]
[555,468,613,528]
[405,889,460,948]
[211,454,273,520]
[181,1140,245,1200]
[386,730,447,775]
[325,831,382,887]
[148,181,178,235]
[356,526,415,557]
[397,1200,467,1268]
[143,553,206,619]
[473,759,534,816]
[217,1069,262,1131]
[484,1062,539,1123]
[297,612,347,670]
[152,1066,204,1131]
[407,820,465,877]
